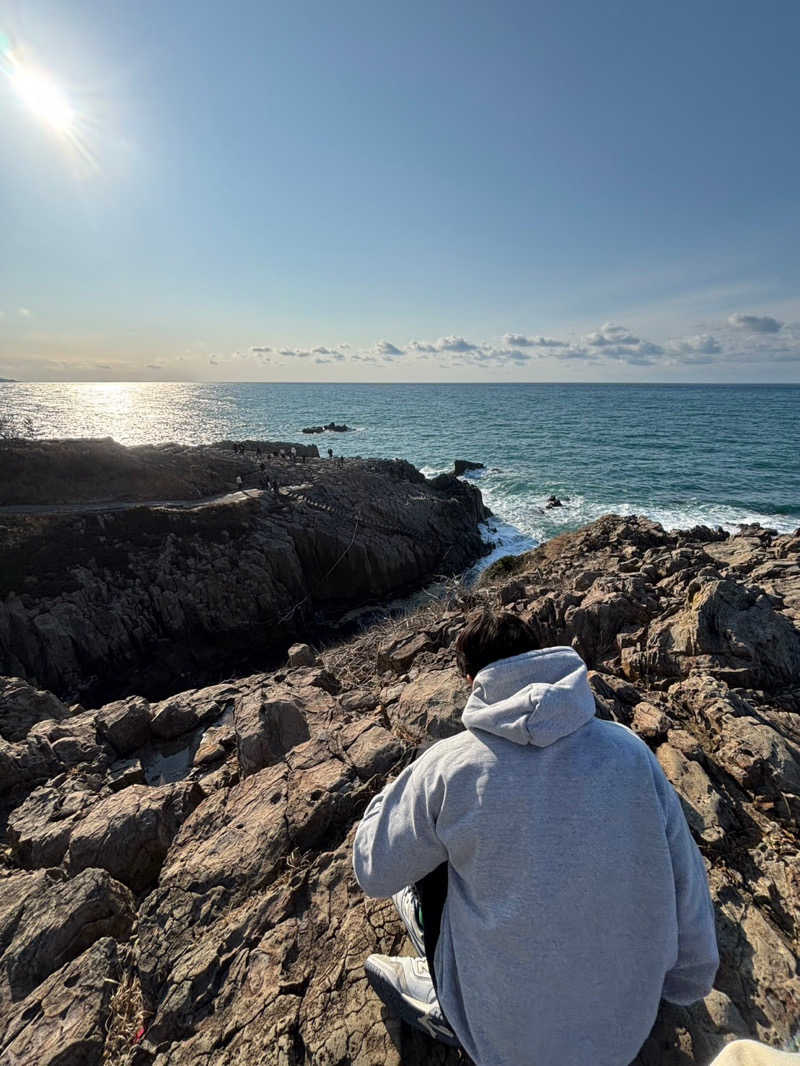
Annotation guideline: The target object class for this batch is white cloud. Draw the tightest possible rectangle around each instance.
[504,332,568,348]
[209,354,220,365]
[407,340,437,353]
[668,334,722,356]
[313,346,334,354]
[18,307,31,317]
[435,335,479,352]
[278,348,313,358]
[376,339,404,356]
[728,312,783,333]
[250,345,272,354]
[503,333,534,347]
[585,323,640,347]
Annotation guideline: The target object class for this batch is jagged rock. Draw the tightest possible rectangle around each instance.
[712,874,800,1041]
[628,577,800,690]
[0,936,122,1066]
[657,743,732,845]
[234,688,310,777]
[498,579,526,605]
[109,756,146,790]
[285,754,357,851]
[0,732,59,796]
[377,632,431,674]
[7,773,104,868]
[341,719,404,781]
[65,781,205,893]
[26,709,109,773]
[0,868,134,1009]
[453,459,484,476]
[150,683,237,740]
[716,716,800,795]
[566,579,654,663]
[96,694,151,755]
[667,727,704,761]
[389,668,469,741]
[0,676,68,741]
[287,642,318,668]
[633,701,674,741]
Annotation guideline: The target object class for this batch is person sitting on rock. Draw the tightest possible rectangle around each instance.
[353,609,719,1066]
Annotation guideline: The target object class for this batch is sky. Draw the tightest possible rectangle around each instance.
[1,0,799,384]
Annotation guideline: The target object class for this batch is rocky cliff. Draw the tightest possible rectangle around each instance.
[1,515,799,1065]
[0,440,488,704]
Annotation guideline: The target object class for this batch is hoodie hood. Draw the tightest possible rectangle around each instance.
[461,646,595,747]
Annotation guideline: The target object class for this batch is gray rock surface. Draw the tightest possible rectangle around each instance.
[0,514,799,1064]
[0,868,134,1009]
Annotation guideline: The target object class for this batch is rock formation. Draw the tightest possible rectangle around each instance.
[453,460,484,477]
[0,442,488,703]
[0,514,799,1065]
[302,423,352,434]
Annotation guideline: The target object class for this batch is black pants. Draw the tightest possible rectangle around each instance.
[415,862,448,994]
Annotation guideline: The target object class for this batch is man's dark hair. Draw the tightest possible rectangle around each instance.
[454,609,539,679]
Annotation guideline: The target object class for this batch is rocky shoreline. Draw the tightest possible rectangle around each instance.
[1,452,799,1063]
[0,439,488,704]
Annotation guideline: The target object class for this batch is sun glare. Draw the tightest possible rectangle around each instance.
[9,57,75,134]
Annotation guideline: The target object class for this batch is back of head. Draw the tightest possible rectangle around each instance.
[455,609,539,680]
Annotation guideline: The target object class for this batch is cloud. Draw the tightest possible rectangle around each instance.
[351,354,377,364]
[407,340,437,353]
[503,333,534,347]
[585,323,640,347]
[18,307,31,317]
[278,348,313,358]
[504,333,568,348]
[435,335,479,352]
[668,334,722,356]
[250,345,272,354]
[376,339,404,356]
[94,362,112,369]
[146,363,163,370]
[728,312,782,333]
[313,346,334,354]
[209,354,220,365]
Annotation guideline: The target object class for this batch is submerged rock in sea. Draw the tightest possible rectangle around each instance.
[453,459,484,476]
[0,514,799,1064]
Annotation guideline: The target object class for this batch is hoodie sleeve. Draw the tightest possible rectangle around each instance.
[661,784,720,1004]
[353,746,448,898]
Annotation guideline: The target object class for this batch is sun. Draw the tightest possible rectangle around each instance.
[8,56,75,135]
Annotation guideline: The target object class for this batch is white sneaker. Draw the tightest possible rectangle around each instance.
[364,954,460,1047]
[391,886,426,956]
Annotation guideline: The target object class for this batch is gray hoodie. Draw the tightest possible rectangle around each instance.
[353,647,719,1066]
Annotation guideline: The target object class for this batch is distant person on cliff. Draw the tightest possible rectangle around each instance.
[235,474,243,490]
[353,609,718,1066]
[328,447,333,459]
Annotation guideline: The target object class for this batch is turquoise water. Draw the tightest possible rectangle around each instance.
[3,382,799,553]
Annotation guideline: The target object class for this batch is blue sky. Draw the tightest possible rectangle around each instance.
[1,0,799,382]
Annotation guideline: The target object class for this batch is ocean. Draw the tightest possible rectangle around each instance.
[3,382,799,563]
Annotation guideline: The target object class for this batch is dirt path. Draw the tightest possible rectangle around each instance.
[0,489,267,516]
